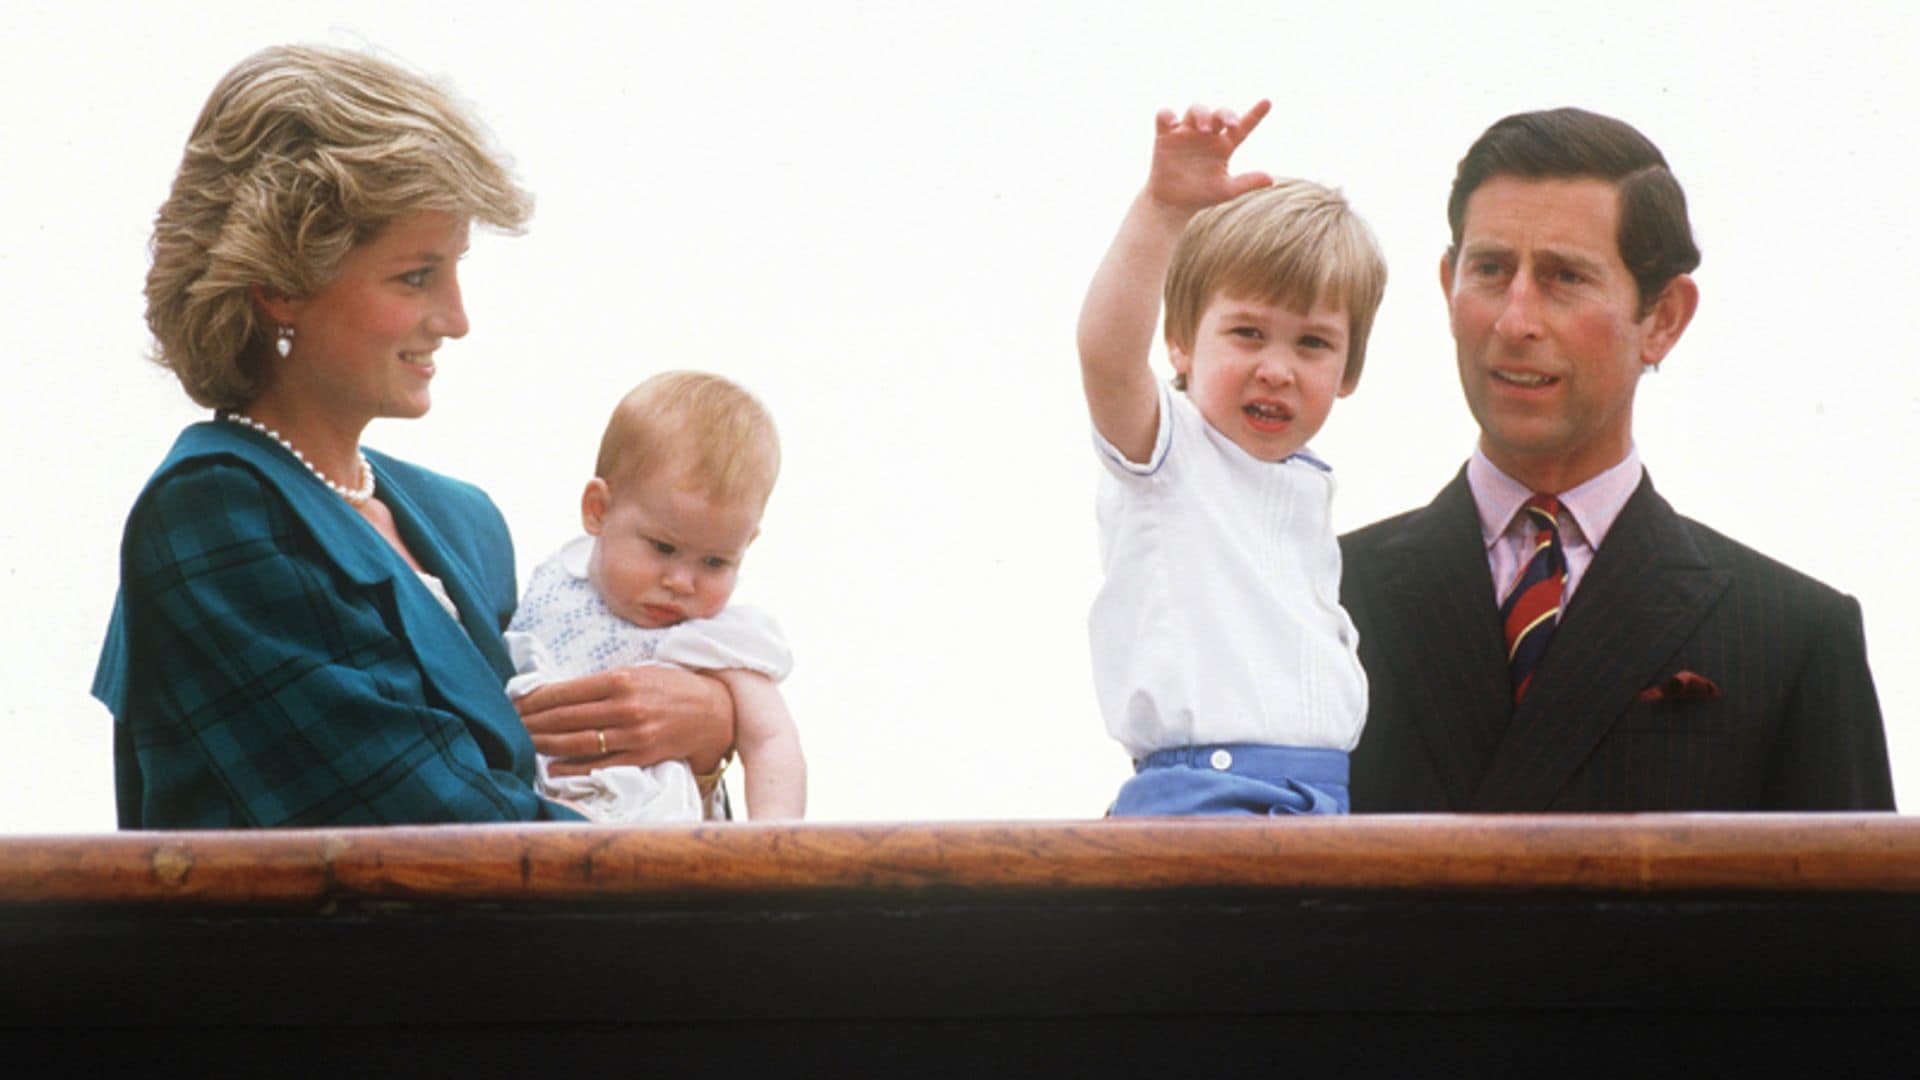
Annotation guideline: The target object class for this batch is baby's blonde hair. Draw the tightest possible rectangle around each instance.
[145,45,532,409]
[595,372,781,509]
[1163,179,1388,392]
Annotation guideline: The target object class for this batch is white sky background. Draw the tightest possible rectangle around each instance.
[4,1,1915,832]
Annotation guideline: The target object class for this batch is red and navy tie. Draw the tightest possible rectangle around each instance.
[1499,494,1567,704]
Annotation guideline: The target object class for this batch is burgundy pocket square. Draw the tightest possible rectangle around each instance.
[1636,671,1722,702]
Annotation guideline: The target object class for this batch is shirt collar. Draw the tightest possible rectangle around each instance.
[1288,447,1333,473]
[1467,445,1643,551]
[559,534,596,579]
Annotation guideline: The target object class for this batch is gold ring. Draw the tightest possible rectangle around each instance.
[596,729,609,756]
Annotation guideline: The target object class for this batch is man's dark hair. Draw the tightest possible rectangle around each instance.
[1446,107,1701,315]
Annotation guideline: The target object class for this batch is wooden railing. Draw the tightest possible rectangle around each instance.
[6,816,1918,1072]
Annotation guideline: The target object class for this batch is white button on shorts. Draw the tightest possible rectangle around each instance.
[1209,749,1233,771]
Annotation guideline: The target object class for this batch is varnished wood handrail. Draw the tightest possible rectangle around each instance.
[2,815,1916,905]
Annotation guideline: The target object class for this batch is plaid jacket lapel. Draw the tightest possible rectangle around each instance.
[370,454,517,683]
[169,424,526,752]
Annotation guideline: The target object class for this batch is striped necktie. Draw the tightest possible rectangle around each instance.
[1499,494,1567,704]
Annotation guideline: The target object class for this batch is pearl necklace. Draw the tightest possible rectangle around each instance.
[221,411,376,506]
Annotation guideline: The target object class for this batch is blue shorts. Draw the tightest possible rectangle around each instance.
[1111,744,1350,817]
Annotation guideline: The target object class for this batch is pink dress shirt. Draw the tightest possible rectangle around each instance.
[1467,447,1644,608]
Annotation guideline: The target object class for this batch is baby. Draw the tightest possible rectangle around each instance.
[1077,100,1386,816]
[506,371,804,821]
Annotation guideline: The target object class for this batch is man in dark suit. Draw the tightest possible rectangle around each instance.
[1341,108,1894,812]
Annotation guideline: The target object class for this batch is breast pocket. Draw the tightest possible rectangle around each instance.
[1590,696,1768,809]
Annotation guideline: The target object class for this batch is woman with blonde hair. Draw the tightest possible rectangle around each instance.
[95,46,733,827]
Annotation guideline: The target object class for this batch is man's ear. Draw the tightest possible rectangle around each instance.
[1438,251,1456,304]
[581,478,611,535]
[1639,274,1699,369]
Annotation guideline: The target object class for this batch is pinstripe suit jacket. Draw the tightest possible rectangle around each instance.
[95,421,581,827]
[1340,467,1894,812]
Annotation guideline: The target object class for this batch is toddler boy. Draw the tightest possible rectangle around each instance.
[1077,100,1387,815]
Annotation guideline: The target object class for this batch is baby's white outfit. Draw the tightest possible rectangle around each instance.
[1091,383,1367,764]
[505,535,791,823]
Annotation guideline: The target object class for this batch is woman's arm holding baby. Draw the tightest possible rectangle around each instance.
[718,670,805,821]
[516,666,735,778]
[1076,100,1274,463]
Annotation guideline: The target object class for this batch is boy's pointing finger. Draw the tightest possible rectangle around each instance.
[1231,99,1273,140]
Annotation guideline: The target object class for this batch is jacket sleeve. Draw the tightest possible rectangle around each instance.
[1765,591,1896,810]
[114,459,582,827]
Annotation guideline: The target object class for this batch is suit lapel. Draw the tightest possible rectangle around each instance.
[369,460,521,723]
[194,424,515,730]
[373,463,512,673]
[172,423,401,587]
[1369,471,1513,809]
[152,425,532,774]
[1469,474,1730,811]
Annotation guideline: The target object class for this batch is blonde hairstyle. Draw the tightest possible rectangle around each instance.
[595,372,781,509]
[144,45,533,409]
[1163,179,1388,392]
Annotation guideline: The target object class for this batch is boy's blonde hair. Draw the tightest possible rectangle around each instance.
[1163,179,1387,392]
[146,45,532,410]
[596,372,781,508]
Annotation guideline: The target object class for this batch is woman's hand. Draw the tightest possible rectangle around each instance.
[515,665,735,778]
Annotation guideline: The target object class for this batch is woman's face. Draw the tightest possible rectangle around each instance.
[273,211,472,426]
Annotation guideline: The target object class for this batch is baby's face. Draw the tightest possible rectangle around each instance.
[582,470,762,629]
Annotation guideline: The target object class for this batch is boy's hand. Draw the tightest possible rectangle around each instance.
[1147,99,1274,212]
[1075,97,1275,464]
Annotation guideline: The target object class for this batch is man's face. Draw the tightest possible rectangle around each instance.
[1442,175,1687,492]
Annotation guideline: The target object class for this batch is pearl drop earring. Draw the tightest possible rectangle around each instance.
[275,325,295,359]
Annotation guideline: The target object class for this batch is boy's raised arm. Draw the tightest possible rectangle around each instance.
[1076,101,1274,463]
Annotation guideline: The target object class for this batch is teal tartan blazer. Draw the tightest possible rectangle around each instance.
[95,421,582,827]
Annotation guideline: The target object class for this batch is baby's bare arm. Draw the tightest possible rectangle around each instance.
[1076,101,1275,462]
[716,669,805,821]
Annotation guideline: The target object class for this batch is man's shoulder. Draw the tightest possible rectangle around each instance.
[1666,507,1857,610]
[1339,511,1416,583]
[1590,476,1864,631]
[1339,470,1474,563]
[1340,504,1429,553]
